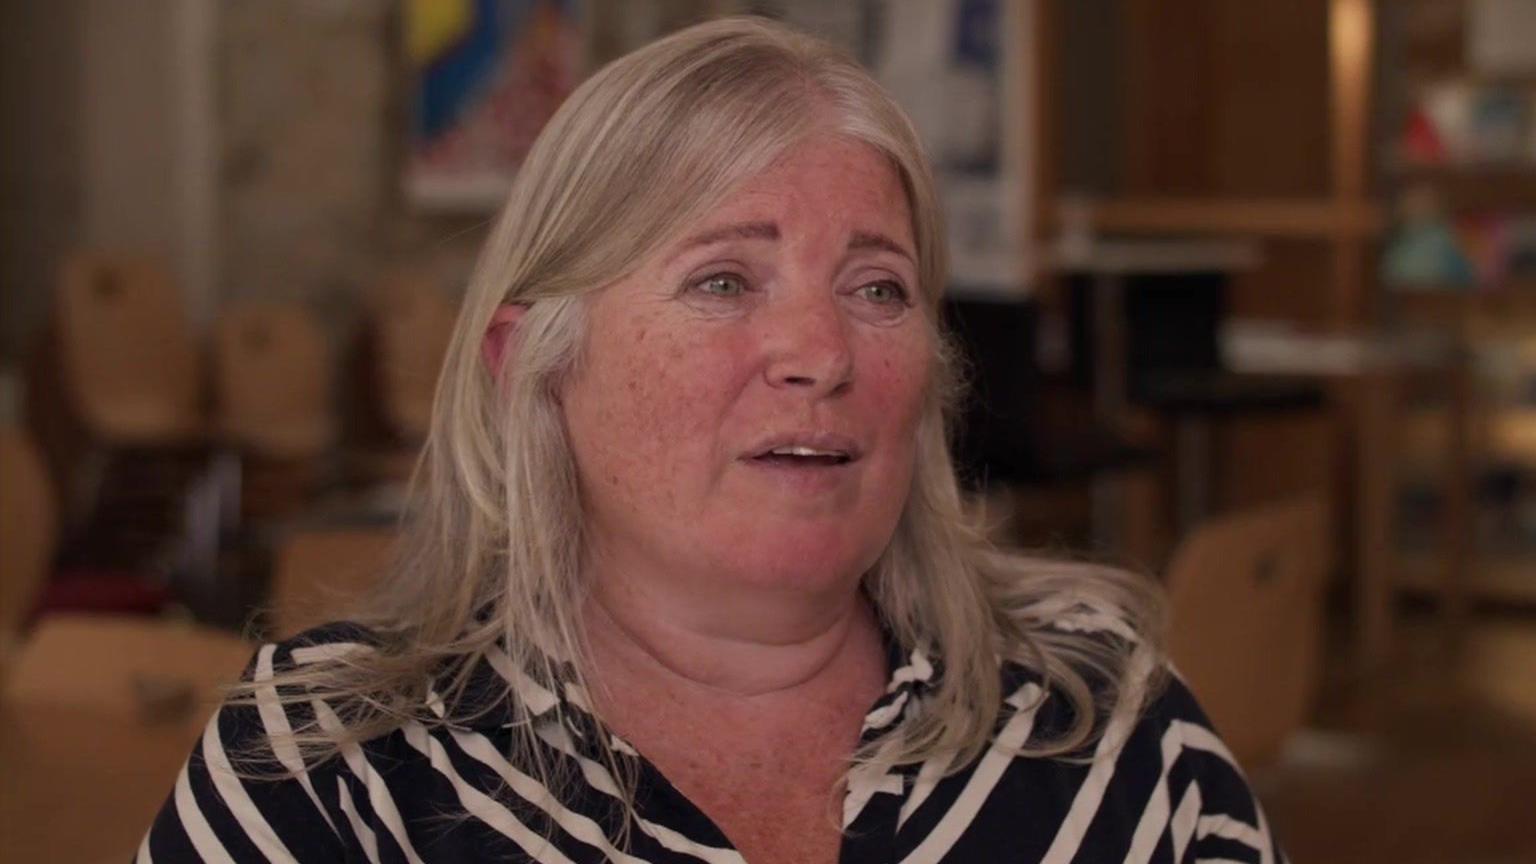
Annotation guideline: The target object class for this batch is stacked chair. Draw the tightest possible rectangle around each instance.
[3,251,439,861]
[33,254,219,621]
[345,273,460,491]
[371,273,459,444]
[1164,494,1331,770]
[55,255,203,444]
[214,299,337,520]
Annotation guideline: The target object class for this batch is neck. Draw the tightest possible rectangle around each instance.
[582,568,882,699]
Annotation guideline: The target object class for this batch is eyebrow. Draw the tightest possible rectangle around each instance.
[849,230,916,264]
[675,221,916,265]
[678,221,780,251]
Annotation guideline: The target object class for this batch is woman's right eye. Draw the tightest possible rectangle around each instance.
[690,273,748,298]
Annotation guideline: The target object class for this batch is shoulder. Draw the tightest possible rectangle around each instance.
[987,552,1163,653]
[1007,671,1285,863]
[138,621,397,861]
[224,620,391,753]
[1120,672,1286,860]
[997,561,1165,702]
[209,619,408,785]
[983,556,1173,750]
[248,619,387,673]
[242,619,549,735]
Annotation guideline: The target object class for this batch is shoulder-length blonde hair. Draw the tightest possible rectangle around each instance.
[248,13,1164,820]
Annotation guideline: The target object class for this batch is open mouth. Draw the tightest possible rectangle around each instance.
[750,445,854,467]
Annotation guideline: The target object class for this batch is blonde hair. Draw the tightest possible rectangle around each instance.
[242,14,1164,826]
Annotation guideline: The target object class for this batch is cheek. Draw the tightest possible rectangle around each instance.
[565,317,746,507]
[863,335,934,436]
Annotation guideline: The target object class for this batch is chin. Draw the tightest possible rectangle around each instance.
[712,527,888,595]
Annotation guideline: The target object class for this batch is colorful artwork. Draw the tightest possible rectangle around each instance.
[406,0,583,209]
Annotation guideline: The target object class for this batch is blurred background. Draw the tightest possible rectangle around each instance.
[2,0,1535,861]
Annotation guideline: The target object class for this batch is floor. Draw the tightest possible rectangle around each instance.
[1256,608,1536,864]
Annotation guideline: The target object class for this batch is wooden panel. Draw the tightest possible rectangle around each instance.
[1213,0,1332,197]
[1120,0,1332,198]
[1122,0,1218,195]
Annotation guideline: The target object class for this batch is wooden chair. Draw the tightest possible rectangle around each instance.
[214,300,335,460]
[56,254,203,444]
[0,426,57,671]
[0,614,253,862]
[1164,495,1331,770]
[269,527,394,638]
[371,275,457,443]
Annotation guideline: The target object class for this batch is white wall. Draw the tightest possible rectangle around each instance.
[79,0,217,325]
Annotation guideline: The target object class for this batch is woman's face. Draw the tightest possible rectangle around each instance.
[560,132,933,605]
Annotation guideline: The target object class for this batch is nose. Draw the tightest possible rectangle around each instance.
[761,291,854,398]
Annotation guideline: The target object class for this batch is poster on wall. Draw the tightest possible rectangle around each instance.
[869,0,1034,296]
[405,0,584,210]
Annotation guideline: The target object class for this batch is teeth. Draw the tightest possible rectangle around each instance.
[770,446,841,457]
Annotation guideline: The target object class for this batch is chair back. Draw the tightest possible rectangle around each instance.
[1165,494,1330,769]
[215,300,335,459]
[56,254,202,443]
[270,528,394,638]
[0,427,56,666]
[371,276,457,442]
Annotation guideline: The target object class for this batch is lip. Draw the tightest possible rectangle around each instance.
[740,431,864,462]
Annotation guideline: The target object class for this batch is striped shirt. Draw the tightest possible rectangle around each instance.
[140,619,1284,863]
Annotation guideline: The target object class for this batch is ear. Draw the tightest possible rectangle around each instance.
[481,303,530,380]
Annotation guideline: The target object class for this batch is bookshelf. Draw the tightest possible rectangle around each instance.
[1377,0,1536,629]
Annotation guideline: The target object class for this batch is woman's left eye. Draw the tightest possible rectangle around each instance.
[690,273,748,298]
[855,280,910,306]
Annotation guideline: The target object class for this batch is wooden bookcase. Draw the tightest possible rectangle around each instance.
[1030,0,1396,666]
[1375,0,1536,640]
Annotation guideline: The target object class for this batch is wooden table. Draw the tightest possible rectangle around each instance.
[0,704,203,862]
[0,614,254,862]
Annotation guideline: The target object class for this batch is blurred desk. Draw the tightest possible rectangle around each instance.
[1046,237,1262,553]
[1225,322,1449,669]
[0,704,198,862]
[1045,237,1263,420]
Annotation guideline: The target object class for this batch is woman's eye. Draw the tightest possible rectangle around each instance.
[856,280,910,306]
[691,273,748,298]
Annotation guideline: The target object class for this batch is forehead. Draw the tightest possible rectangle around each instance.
[698,133,913,239]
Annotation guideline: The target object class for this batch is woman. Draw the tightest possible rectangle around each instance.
[142,17,1281,863]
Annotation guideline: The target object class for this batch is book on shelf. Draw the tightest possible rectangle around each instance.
[1383,195,1536,290]
[1394,80,1535,170]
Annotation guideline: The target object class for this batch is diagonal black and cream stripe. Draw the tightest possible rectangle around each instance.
[139,617,1283,863]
